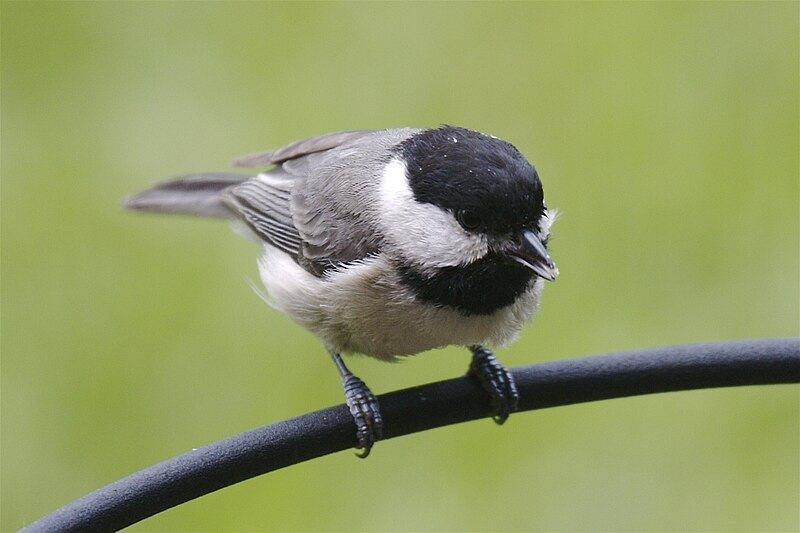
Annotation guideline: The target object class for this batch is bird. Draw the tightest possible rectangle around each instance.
[124,125,558,457]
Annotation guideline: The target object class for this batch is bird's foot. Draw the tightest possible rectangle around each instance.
[341,371,383,458]
[468,345,520,424]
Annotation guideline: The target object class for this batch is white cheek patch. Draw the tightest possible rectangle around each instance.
[379,158,488,268]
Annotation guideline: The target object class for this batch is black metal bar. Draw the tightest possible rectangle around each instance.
[20,338,800,533]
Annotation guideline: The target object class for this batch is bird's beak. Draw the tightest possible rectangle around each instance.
[505,229,558,281]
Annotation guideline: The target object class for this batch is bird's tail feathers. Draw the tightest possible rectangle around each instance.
[123,173,249,218]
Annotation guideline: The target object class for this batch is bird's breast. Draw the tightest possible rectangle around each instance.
[257,246,542,359]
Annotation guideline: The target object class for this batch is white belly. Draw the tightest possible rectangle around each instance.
[257,245,544,360]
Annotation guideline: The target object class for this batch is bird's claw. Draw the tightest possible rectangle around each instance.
[341,373,383,458]
[468,346,520,424]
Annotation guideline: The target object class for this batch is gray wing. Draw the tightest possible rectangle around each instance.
[290,128,420,270]
[225,164,377,276]
[226,128,419,276]
[231,130,379,168]
[225,130,379,264]
[224,170,302,256]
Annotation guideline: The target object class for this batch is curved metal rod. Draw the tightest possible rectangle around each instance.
[21,338,800,533]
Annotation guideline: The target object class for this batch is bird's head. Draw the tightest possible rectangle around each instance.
[379,125,557,283]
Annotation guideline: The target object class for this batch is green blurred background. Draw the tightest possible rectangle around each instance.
[2,2,798,531]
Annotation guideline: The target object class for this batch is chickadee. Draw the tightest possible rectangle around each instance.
[125,126,557,457]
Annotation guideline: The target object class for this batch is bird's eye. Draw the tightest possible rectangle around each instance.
[457,209,482,231]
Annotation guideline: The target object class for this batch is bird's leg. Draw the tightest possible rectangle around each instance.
[467,345,520,424]
[328,349,383,458]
